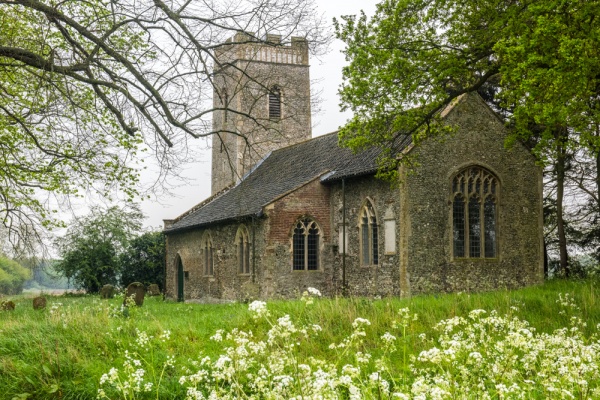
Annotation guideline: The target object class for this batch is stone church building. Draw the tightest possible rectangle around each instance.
[163,34,544,301]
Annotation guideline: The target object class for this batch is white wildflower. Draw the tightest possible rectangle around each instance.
[248,300,269,319]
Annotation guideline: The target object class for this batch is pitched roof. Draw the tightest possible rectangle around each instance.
[165,131,411,233]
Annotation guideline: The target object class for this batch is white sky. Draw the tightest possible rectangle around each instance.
[140,1,377,229]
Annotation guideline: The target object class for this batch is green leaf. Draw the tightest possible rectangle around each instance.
[42,364,52,375]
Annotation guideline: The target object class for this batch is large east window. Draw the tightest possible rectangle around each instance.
[360,200,379,266]
[292,218,320,270]
[452,166,498,258]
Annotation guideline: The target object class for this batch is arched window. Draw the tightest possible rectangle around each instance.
[236,225,250,275]
[359,200,379,266]
[269,86,281,120]
[201,233,214,276]
[452,166,498,258]
[292,218,320,271]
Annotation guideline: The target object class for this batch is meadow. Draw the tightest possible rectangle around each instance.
[1,279,600,399]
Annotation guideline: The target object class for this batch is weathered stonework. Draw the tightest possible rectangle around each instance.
[165,219,265,302]
[328,176,400,297]
[398,94,544,294]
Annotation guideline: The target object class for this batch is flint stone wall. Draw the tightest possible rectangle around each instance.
[398,94,544,295]
[329,175,400,298]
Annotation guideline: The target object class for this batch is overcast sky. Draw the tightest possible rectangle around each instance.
[140,0,377,229]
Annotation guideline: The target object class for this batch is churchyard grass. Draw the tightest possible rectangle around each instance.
[0,279,599,399]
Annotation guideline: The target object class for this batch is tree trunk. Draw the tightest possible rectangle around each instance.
[596,150,600,211]
[556,134,570,277]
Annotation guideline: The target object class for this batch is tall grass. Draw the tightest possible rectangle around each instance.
[0,279,598,399]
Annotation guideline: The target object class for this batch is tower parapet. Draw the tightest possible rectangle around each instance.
[215,33,309,66]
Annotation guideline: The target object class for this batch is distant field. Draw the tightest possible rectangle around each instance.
[1,279,599,399]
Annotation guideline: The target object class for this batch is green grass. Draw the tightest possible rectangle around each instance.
[1,278,599,399]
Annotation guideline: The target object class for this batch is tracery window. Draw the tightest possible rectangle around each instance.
[360,200,379,266]
[236,225,251,275]
[202,233,214,276]
[292,218,320,271]
[269,86,281,120]
[452,166,498,259]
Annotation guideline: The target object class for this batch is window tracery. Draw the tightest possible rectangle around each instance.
[452,166,498,258]
[292,218,320,270]
[360,200,379,266]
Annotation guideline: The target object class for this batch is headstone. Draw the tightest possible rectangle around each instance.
[123,282,145,306]
[33,296,47,310]
[100,284,116,299]
[1,300,15,311]
[147,284,160,296]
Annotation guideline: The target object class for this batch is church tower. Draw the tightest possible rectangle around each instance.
[211,33,312,194]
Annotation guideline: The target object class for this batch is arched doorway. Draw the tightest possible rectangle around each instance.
[176,255,184,302]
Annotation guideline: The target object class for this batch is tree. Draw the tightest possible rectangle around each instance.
[119,231,165,291]
[54,205,142,293]
[0,255,31,294]
[0,0,326,249]
[335,0,600,275]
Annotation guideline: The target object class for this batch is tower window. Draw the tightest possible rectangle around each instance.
[269,86,281,120]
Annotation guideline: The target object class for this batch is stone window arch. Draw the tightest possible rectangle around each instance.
[201,232,214,276]
[292,217,320,271]
[268,85,281,120]
[236,225,251,275]
[452,166,498,259]
[359,199,379,266]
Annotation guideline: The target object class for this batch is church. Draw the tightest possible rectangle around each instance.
[162,34,544,301]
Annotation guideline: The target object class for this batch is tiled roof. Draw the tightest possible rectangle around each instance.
[165,132,412,232]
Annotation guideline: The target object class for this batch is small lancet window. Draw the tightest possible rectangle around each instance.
[360,200,379,266]
[202,233,214,276]
[292,218,320,271]
[269,86,281,120]
[236,225,251,275]
[452,166,498,259]
[222,89,229,123]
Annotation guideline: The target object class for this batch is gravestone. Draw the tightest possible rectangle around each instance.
[147,284,160,296]
[33,296,47,310]
[123,282,145,306]
[1,300,15,311]
[100,284,116,299]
